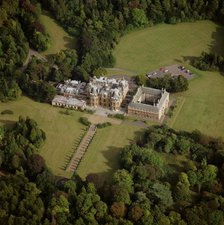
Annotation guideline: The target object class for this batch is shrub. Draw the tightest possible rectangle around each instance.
[108,114,125,120]
[97,122,112,128]
[79,117,91,126]
[1,110,14,115]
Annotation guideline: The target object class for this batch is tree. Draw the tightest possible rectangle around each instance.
[174,173,191,201]
[31,31,50,51]
[27,154,46,176]
[110,202,126,218]
[150,182,173,206]
[131,8,148,27]
[112,169,134,193]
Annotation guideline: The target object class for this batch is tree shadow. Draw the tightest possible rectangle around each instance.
[182,56,198,64]
[174,58,183,63]
[181,24,224,66]
[0,119,15,128]
[208,26,224,54]
[58,132,86,171]
[63,36,76,49]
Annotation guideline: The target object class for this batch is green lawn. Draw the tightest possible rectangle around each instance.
[113,21,224,139]
[168,67,224,139]
[40,12,76,55]
[76,124,144,181]
[114,21,224,74]
[0,97,85,177]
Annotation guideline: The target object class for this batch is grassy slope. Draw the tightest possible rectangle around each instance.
[114,21,224,74]
[169,67,224,139]
[0,97,85,177]
[40,12,76,55]
[76,124,144,181]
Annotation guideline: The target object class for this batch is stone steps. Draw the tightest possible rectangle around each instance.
[66,124,97,172]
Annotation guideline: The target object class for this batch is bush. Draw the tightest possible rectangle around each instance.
[108,114,125,120]
[1,110,14,115]
[79,117,91,126]
[97,122,112,128]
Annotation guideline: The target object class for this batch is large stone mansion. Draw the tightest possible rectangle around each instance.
[87,77,129,111]
[52,76,169,120]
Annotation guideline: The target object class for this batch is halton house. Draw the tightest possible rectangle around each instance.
[52,76,169,120]
[87,76,129,111]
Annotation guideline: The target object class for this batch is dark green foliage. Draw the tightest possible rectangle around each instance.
[193,52,224,72]
[108,114,125,120]
[97,122,112,129]
[30,31,50,51]
[0,175,44,225]
[27,154,46,176]
[79,117,91,126]
[147,75,189,93]
[1,109,14,115]
[0,116,46,172]
[149,182,173,206]
[144,125,220,161]
[0,0,50,102]
[1,120,224,224]
[0,76,22,102]
[135,74,148,86]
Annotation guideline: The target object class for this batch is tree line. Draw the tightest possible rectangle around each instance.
[1,118,224,224]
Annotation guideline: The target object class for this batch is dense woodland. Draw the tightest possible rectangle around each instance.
[1,118,224,224]
[1,0,224,101]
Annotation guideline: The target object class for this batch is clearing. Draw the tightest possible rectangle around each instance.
[114,20,224,74]
[40,12,76,55]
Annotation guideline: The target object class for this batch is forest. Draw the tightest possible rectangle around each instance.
[1,0,224,101]
[1,118,224,224]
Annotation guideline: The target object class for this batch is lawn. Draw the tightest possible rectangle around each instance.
[113,20,224,139]
[0,97,86,177]
[114,21,224,74]
[76,124,144,181]
[40,12,76,55]
[168,67,224,139]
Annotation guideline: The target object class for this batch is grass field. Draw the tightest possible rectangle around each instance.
[168,67,224,139]
[76,124,144,181]
[0,97,85,177]
[113,21,224,139]
[114,21,224,74]
[0,97,145,179]
[40,12,76,55]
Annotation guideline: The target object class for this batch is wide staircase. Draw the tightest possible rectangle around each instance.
[66,124,97,172]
